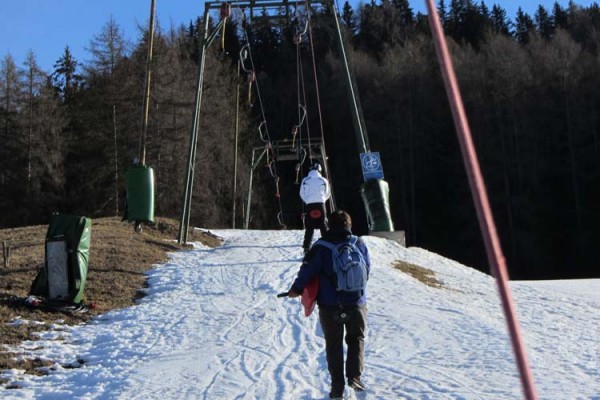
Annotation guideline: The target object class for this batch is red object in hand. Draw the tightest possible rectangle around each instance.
[301,276,319,317]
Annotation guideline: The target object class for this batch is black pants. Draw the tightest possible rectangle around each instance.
[318,305,367,392]
[303,203,328,249]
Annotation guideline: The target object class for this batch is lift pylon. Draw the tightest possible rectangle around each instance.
[178,0,398,243]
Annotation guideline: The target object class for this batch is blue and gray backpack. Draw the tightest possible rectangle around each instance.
[315,236,368,293]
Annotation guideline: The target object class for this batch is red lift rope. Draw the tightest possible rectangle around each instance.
[424,1,539,399]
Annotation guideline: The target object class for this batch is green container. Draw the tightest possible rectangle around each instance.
[124,165,155,223]
[360,179,394,233]
[30,213,92,304]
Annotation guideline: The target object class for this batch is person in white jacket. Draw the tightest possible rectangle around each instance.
[300,162,331,253]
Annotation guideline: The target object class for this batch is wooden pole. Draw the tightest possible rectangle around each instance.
[2,240,10,269]
[139,0,156,166]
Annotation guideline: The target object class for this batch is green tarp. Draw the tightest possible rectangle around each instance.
[30,213,92,304]
[360,178,394,233]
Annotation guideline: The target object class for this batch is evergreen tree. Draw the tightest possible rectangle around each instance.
[357,1,386,57]
[415,12,431,36]
[490,4,511,36]
[535,5,555,39]
[393,0,415,26]
[182,17,203,63]
[52,46,82,104]
[566,2,600,55]
[461,0,489,48]
[437,0,447,22]
[222,16,242,60]
[515,7,535,44]
[479,0,490,20]
[248,10,283,71]
[341,1,358,35]
[446,0,465,38]
[553,2,569,30]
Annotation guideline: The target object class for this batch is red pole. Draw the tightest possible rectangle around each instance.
[424,1,538,399]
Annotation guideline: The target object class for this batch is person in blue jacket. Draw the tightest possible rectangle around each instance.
[287,210,371,399]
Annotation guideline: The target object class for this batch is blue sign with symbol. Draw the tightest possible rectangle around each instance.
[360,152,384,181]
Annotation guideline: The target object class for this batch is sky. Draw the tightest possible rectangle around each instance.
[0,229,598,399]
[1,1,598,74]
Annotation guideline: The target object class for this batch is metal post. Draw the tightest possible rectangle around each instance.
[245,150,256,230]
[425,1,538,398]
[244,147,268,229]
[233,62,241,228]
[319,141,336,212]
[178,8,211,244]
[329,0,369,154]
[113,105,119,216]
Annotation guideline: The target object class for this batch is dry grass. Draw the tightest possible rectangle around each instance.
[0,217,221,376]
[393,260,444,289]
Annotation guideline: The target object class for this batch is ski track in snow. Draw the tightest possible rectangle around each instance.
[1,229,599,399]
[112,231,325,400]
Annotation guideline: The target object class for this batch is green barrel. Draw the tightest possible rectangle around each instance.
[360,178,394,233]
[124,165,155,223]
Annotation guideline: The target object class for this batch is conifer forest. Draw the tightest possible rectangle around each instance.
[1,0,599,279]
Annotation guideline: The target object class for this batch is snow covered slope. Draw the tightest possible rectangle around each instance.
[1,229,599,399]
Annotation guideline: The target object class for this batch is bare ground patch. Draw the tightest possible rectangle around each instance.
[393,260,444,289]
[0,217,221,376]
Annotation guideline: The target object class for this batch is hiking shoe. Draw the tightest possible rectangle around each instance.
[348,377,366,391]
[329,386,344,399]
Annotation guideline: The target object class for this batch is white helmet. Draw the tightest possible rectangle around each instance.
[310,162,322,173]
